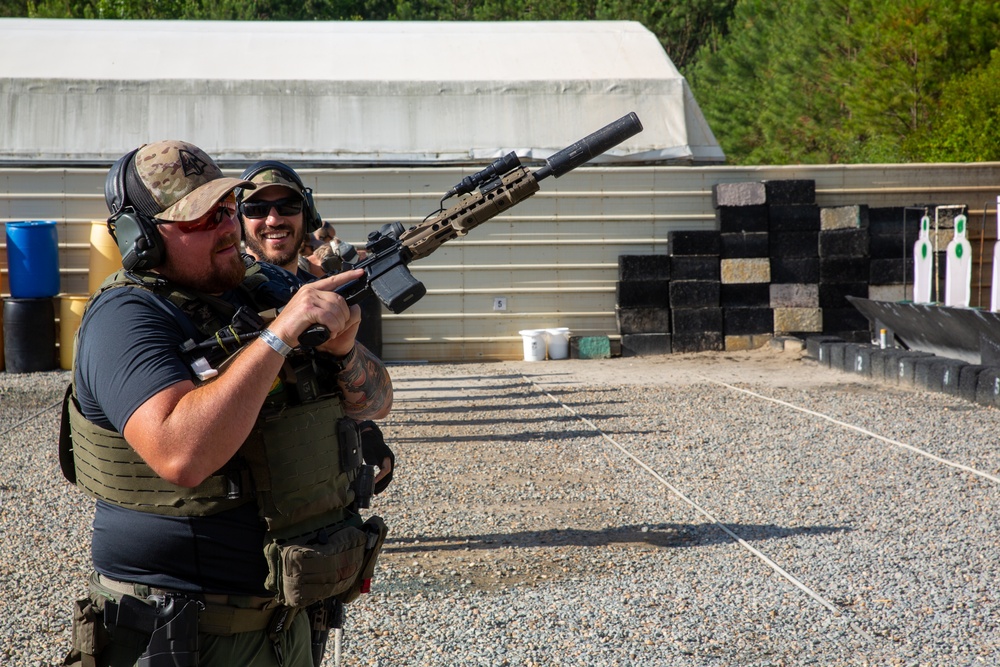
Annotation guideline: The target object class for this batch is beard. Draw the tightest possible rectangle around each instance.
[159,233,247,294]
[244,224,305,270]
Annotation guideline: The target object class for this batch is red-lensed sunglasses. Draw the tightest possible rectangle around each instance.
[156,196,238,234]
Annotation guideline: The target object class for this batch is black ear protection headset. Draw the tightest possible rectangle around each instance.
[105,148,167,272]
[236,161,323,233]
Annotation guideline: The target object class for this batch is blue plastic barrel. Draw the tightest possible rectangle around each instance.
[5,220,61,298]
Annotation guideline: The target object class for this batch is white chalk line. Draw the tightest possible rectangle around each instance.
[522,376,877,644]
[701,376,1000,486]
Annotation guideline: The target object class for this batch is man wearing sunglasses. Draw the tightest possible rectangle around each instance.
[62,140,393,667]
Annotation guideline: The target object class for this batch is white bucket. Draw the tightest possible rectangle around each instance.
[545,327,571,360]
[518,329,547,361]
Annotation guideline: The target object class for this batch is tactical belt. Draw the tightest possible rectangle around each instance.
[91,573,293,636]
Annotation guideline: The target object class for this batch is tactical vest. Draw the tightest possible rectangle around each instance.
[60,264,386,607]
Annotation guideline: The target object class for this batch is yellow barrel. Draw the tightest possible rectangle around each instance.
[59,295,89,370]
[89,221,121,293]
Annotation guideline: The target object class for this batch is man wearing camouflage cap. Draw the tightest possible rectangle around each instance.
[61,140,393,666]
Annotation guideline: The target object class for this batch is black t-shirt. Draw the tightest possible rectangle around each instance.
[75,283,270,595]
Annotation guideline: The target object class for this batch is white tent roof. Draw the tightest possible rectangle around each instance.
[0,19,724,165]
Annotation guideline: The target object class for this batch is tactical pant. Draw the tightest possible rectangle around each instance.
[67,573,313,667]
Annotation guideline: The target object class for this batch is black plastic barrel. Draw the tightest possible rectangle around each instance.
[3,297,58,373]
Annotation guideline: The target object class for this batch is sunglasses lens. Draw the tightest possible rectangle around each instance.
[174,198,237,233]
[242,197,303,219]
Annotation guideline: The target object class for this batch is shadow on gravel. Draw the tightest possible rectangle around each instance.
[384,522,850,553]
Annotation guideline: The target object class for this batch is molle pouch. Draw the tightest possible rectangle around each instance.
[337,515,389,605]
[264,523,368,608]
[338,418,363,472]
[64,597,110,666]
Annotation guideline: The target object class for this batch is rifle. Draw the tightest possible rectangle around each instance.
[297,111,643,346]
[184,112,642,359]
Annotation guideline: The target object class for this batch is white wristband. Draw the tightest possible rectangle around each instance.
[259,329,294,358]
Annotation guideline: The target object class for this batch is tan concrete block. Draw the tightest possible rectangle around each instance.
[725,334,773,351]
[770,283,819,308]
[720,258,771,284]
[820,205,865,230]
[773,307,822,333]
[868,284,913,302]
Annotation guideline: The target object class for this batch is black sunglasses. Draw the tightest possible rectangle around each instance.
[240,196,304,219]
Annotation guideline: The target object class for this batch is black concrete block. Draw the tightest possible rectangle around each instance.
[877,350,933,384]
[768,204,821,232]
[919,357,968,395]
[822,307,870,332]
[770,257,820,283]
[717,205,770,233]
[670,256,721,281]
[820,259,870,284]
[672,307,723,334]
[621,333,672,357]
[669,231,721,257]
[724,307,773,336]
[769,231,819,258]
[618,255,670,282]
[616,280,670,308]
[712,182,767,208]
[845,344,875,376]
[975,367,1000,407]
[805,335,844,360]
[671,331,724,353]
[819,283,869,309]
[616,307,670,334]
[816,340,850,368]
[870,258,914,285]
[868,233,912,259]
[959,365,989,402]
[764,180,816,206]
[898,353,939,387]
[720,232,769,259]
[721,283,771,308]
[669,281,720,308]
[819,229,870,258]
[829,342,851,371]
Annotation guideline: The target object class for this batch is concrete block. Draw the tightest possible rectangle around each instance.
[868,284,913,302]
[975,367,1000,407]
[712,182,766,208]
[724,307,773,335]
[668,230,721,257]
[769,336,804,353]
[721,283,770,308]
[717,205,769,233]
[846,344,874,377]
[774,307,822,334]
[620,333,671,357]
[771,257,820,284]
[820,205,869,230]
[669,281,720,309]
[870,258,913,285]
[571,336,611,360]
[618,255,670,282]
[819,283,869,309]
[768,204,821,231]
[874,350,931,384]
[816,341,849,368]
[820,259,870,284]
[769,231,819,258]
[671,331,724,353]
[805,335,844,360]
[727,334,774,351]
[720,232,769,259]
[819,229,869,258]
[672,307,723,334]
[868,233,911,259]
[958,365,988,402]
[616,280,670,308]
[822,307,870,333]
[721,258,770,284]
[671,256,720,281]
[764,179,816,206]
[770,283,819,308]
[920,357,967,395]
[615,307,670,334]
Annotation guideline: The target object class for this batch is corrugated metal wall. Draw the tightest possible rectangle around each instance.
[2,163,998,361]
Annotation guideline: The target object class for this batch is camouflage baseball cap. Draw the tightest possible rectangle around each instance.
[131,140,255,222]
[243,166,305,200]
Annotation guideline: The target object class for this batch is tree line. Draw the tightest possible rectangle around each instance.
[3,0,998,165]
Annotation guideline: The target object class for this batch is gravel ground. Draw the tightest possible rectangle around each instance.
[2,347,998,666]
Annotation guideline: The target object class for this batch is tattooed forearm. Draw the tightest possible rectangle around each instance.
[338,343,393,419]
